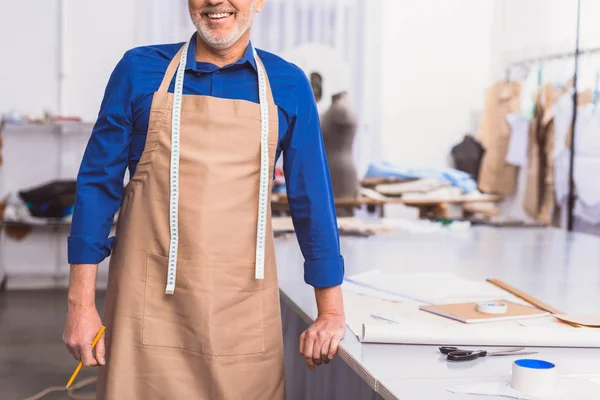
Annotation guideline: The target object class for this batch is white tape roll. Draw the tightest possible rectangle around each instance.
[511,359,557,396]
[476,301,508,315]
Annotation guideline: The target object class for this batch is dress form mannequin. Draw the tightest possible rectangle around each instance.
[320,91,359,216]
[278,44,359,215]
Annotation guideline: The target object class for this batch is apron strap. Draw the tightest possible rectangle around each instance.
[158,44,187,94]
[159,43,276,110]
[254,54,276,110]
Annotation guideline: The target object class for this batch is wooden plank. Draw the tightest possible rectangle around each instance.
[487,278,580,327]
[360,177,417,187]
[417,203,449,219]
[271,194,387,206]
[272,193,502,206]
[463,202,501,217]
[487,279,564,314]
[400,194,503,206]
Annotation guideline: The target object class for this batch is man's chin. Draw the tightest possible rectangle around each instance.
[197,30,239,49]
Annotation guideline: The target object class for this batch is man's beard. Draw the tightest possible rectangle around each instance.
[191,2,256,50]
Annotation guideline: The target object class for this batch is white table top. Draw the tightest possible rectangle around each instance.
[275,223,600,400]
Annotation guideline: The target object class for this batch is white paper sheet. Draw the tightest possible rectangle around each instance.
[342,290,410,338]
[518,317,573,329]
[448,382,535,399]
[342,284,546,340]
[343,270,598,348]
[447,377,600,399]
[342,276,410,302]
[360,323,600,348]
[343,270,528,305]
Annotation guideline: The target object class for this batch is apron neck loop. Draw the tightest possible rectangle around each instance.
[158,45,187,94]
[158,40,273,107]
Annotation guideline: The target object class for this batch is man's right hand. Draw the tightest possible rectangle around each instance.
[63,263,104,367]
[63,304,105,366]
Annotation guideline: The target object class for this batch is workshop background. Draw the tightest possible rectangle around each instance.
[2,0,600,399]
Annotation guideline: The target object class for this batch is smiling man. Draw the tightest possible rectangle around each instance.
[62,0,346,399]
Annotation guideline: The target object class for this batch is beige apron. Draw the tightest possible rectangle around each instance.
[97,42,285,399]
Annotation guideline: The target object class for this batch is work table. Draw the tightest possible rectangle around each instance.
[275,223,600,399]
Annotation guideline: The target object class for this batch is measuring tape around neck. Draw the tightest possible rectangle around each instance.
[253,48,269,281]
[164,42,269,294]
[164,41,188,295]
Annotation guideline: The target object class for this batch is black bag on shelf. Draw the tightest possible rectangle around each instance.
[18,180,77,219]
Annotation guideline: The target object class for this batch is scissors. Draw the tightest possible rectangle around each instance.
[439,346,539,362]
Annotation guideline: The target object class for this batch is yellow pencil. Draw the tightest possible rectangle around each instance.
[65,326,106,389]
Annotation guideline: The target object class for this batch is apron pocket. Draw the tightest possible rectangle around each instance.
[142,252,209,353]
[204,263,265,356]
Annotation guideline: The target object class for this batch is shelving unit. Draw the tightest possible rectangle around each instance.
[0,122,112,289]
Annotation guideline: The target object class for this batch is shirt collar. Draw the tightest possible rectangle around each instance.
[185,33,257,72]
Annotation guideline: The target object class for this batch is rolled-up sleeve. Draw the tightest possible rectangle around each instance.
[281,72,345,288]
[67,51,135,264]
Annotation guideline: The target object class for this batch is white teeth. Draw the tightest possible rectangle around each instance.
[208,13,230,19]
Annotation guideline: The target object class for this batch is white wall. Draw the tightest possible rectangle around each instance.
[1,0,375,132]
[377,0,599,171]
[4,0,597,168]
[62,0,137,120]
[379,0,496,170]
[356,1,384,176]
[0,0,137,122]
[492,0,600,90]
[0,1,60,118]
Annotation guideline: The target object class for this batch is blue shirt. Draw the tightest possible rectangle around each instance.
[67,34,344,288]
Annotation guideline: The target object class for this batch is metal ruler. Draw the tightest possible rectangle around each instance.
[165,42,270,294]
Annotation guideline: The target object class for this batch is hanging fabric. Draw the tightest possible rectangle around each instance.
[134,0,194,45]
[523,83,564,222]
[519,64,542,120]
[553,88,594,225]
[572,103,600,224]
[524,81,600,225]
[476,81,521,195]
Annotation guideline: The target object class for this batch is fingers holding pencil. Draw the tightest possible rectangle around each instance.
[65,326,106,389]
[63,304,104,365]
[95,333,106,366]
[80,344,98,367]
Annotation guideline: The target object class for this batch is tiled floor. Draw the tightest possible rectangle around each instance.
[0,290,106,400]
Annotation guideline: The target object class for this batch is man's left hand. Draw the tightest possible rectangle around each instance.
[299,313,346,370]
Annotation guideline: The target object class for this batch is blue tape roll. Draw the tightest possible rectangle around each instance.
[515,359,555,369]
[512,358,557,395]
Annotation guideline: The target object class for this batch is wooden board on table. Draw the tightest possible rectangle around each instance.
[419,300,549,324]
[360,177,418,188]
